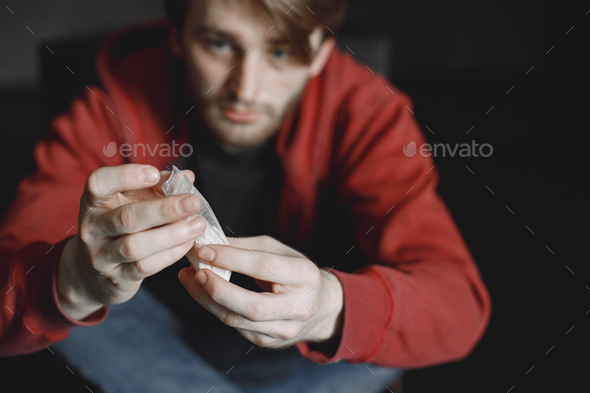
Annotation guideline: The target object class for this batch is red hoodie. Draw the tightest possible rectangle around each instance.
[0,22,491,368]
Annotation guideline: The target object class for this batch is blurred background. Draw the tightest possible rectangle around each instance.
[1,0,588,392]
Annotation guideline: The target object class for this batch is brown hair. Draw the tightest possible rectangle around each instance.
[164,0,347,63]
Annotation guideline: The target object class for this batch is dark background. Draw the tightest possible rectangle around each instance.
[1,0,588,392]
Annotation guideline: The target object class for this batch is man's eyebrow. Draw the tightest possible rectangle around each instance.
[195,26,292,47]
[193,27,238,42]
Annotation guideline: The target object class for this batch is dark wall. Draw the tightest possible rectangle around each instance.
[0,0,551,87]
[0,0,164,88]
[346,0,548,71]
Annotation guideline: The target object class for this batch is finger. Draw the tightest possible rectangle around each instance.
[83,164,162,205]
[122,239,195,280]
[183,169,195,184]
[123,169,195,200]
[196,244,303,286]
[236,328,296,349]
[179,269,300,343]
[97,193,202,237]
[101,215,206,263]
[194,268,296,322]
[178,269,266,331]
[226,235,305,258]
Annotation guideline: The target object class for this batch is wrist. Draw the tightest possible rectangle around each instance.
[309,270,344,344]
[56,237,104,321]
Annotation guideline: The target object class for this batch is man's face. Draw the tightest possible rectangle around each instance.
[172,0,328,153]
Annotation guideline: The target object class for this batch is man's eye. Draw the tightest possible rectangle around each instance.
[270,48,290,60]
[207,39,232,52]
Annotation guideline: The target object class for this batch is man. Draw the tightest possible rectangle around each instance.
[0,0,491,391]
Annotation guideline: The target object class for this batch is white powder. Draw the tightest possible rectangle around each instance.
[192,224,232,281]
[162,166,232,281]
[195,219,227,247]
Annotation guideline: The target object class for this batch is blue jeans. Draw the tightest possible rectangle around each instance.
[53,287,403,393]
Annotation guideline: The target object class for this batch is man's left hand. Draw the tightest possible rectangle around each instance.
[178,235,344,349]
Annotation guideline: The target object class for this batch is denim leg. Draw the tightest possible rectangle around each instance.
[53,287,403,393]
[225,346,404,393]
[52,288,245,393]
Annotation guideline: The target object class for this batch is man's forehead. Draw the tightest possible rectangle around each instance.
[187,0,284,41]
[189,0,274,29]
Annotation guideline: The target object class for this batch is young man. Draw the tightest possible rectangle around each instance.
[0,0,491,391]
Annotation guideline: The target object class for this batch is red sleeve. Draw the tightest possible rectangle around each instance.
[297,79,491,368]
[0,88,124,355]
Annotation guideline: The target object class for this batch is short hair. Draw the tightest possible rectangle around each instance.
[164,0,347,63]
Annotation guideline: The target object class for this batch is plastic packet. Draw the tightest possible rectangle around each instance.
[162,165,232,281]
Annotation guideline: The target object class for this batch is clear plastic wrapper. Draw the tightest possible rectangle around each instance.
[162,166,232,281]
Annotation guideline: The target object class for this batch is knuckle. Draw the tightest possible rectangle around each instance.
[253,334,273,348]
[78,221,93,244]
[134,259,151,276]
[222,310,240,327]
[208,285,222,303]
[162,196,184,218]
[258,235,276,250]
[313,271,322,287]
[88,254,101,272]
[86,170,102,197]
[115,207,135,233]
[104,270,123,287]
[302,302,315,321]
[278,326,298,341]
[247,303,268,322]
[307,266,322,286]
[119,239,139,261]
[300,311,312,322]
[258,235,272,245]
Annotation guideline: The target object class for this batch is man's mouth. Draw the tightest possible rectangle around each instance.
[221,106,263,123]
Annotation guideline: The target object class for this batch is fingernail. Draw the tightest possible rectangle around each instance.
[141,167,159,183]
[198,246,215,262]
[180,196,200,213]
[179,270,189,286]
[196,270,207,286]
[187,217,205,234]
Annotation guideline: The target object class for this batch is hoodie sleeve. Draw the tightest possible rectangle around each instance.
[0,88,124,355]
[297,77,491,368]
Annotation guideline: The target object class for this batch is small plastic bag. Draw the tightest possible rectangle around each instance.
[162,166,232,281]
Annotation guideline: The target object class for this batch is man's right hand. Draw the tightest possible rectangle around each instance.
[57,164,205,321]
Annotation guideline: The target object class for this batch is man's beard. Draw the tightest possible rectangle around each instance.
[199,98,280,152]
[184,70,305,153]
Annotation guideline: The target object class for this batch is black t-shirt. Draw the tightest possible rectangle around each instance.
[143,118,283,358]
[188,120,282,241]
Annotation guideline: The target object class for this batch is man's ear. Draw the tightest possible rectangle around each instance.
[309,37,335,78]
[168,25,183,58]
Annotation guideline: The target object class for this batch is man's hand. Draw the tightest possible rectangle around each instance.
[57,164,206,320]
[178,235,344,349]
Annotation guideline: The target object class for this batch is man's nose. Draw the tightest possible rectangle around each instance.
[230,50,260,102]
